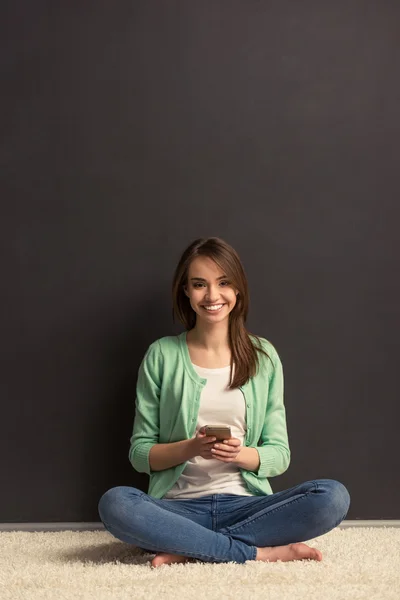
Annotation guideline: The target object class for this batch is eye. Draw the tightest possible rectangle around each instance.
[193,280,230,288]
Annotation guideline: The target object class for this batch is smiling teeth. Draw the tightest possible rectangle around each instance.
[204,304,224,311]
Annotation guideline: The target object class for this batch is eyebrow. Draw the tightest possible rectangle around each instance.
[190,275,227,282]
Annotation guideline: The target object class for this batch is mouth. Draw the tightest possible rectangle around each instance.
[202,303,226,314]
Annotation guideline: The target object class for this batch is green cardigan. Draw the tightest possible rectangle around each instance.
[129,331,290,498]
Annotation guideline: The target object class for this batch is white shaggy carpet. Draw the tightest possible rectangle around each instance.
[1,527,399,600]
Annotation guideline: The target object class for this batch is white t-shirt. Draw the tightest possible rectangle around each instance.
[164,363,254,499]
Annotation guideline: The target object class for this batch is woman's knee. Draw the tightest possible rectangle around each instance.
[98,486,143,524]
[317,479,351,524]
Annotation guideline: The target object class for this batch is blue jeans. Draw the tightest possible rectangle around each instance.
[98,479,350,564]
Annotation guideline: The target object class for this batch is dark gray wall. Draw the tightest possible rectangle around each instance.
[1,1,399,522]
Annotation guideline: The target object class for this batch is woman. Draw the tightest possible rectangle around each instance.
[98,236,350,567]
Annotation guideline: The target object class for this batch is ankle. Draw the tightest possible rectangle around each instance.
[255,547,272,561]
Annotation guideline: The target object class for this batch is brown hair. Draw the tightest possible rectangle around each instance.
[172,237,271,388]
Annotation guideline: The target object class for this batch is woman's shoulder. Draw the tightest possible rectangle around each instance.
[249,333,281,366]
[145,333,182,355]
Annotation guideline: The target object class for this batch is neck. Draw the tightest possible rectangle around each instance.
[188,320,230,351]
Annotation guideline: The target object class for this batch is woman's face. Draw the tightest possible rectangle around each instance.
[184,256,238,323]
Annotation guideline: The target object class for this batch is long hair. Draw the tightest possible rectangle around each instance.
[172,237,271,388]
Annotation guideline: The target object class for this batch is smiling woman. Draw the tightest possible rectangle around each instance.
[98,237,350,568]
[171,237,271,389]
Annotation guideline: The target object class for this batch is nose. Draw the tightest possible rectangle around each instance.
[205,286,221,303]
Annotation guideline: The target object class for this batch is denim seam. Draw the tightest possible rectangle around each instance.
[146,494,207,517]
[224,482,319,535]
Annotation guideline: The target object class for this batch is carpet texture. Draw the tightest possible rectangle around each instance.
[1,527,399,600]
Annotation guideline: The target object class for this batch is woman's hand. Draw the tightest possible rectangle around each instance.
[211,437,242,463]
[190,426,218,459]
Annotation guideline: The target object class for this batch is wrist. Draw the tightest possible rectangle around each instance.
[235,446,260,472]
[184,438,196,461]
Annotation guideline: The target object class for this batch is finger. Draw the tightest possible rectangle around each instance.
[199,434,216,442]
[214,443,240,452]
[211,448,240,458]
[202,442,217,450]
[202,439,216,445]
[222,438,241,446]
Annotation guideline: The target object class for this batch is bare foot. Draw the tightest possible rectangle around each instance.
[151,552,193,568]
[256,542,323,563]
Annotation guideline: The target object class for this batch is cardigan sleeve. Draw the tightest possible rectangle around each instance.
[128,340,163,475]
[254,349,291,478]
